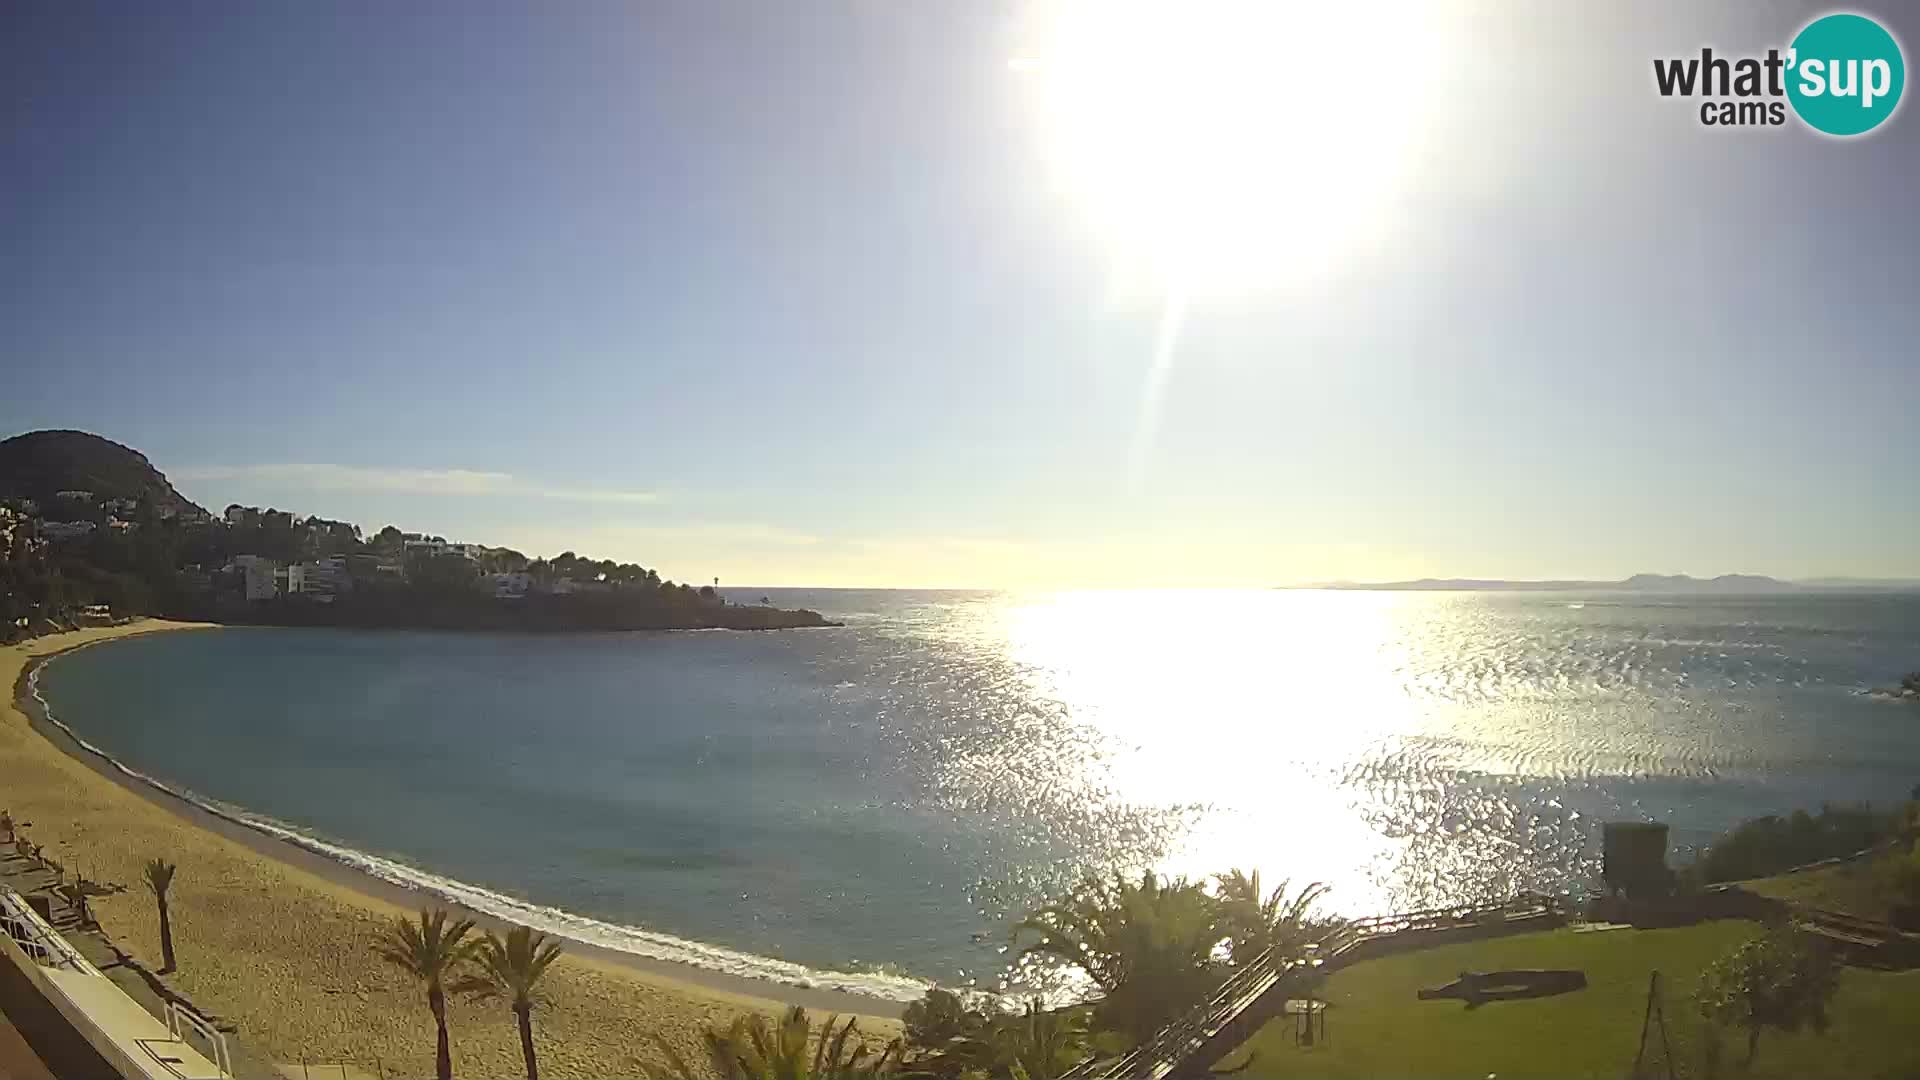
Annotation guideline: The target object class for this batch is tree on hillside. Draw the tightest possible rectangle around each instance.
[411,552,480,592]
[1695,927,1839,1065]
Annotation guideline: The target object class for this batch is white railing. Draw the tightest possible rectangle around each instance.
[165,999,232,1078]
[0,885,98,974]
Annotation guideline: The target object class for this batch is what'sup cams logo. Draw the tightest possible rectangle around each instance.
[1654,11,1905,135]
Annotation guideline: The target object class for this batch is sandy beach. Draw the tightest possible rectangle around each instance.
[3,621,902,1079]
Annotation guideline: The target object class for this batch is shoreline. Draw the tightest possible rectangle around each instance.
[4,621,905,1078]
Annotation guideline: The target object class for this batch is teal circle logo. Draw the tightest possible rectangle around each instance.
[1787,13,1905,136]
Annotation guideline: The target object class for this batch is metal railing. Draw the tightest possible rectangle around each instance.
[165,999,233,1078]
[1063,894,1568,1080]
[0,885,99,974]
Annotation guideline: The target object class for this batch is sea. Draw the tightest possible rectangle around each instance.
[32,588,1920,1000]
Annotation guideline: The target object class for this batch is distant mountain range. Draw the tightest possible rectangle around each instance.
[1308,574,1920,592]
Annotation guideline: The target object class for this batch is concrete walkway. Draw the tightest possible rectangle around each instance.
[0,849,277,1079]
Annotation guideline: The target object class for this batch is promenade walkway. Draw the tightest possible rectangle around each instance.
[0,846,262,1079]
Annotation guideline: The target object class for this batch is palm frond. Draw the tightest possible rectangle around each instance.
[375,908,481,989]
[142,858,176,897]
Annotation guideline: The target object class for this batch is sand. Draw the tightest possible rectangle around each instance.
[2,621,903,1079]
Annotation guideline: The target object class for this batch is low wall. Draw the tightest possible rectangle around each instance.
[0,915,125,1078]
[1332,910,1569,966]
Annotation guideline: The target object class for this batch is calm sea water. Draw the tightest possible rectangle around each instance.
[35,589,1920,996]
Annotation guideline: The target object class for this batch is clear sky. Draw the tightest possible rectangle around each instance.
[5,2,1917,588]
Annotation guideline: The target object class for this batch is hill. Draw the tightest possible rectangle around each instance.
[1313,573,1798,592]
[0,430,207,518]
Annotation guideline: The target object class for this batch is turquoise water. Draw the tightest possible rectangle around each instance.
[35,589,1920,997]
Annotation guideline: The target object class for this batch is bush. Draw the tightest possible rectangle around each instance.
[1695,927,1838,1066]
[1876,849,1920,929]
[1011,872,1227,1045]
[899,992,1089,1080]
[902,990,992,1077]
[1697,804,1898,884]
[646,1006,901,1080]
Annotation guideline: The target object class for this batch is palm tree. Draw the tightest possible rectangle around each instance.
[1011,871,1227,1044]
[376,909,482,1080]
[1212,869,1336,964]
[985,1001,1090,1080]
[646,1006,901,1080]
[142,858,177,972]
[451,926,563,1080]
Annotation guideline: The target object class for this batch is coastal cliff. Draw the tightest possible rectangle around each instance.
[213,590,839,632]
[1,428,837,637]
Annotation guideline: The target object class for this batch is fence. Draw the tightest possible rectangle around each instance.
[0,885,98,974]
[166,999,233,1078]
[1062,894,1569,1080]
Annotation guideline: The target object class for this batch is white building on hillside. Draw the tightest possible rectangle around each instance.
[490,572,532,599]
[230,555,279,601]
[295,557,351,597]
[404,539,489,561]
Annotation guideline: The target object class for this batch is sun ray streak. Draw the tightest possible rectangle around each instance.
[1127,290,1188,492]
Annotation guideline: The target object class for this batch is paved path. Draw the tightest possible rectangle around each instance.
[1,850,277,1079]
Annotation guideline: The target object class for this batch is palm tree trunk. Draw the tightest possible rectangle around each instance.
[430,986,452,1080]
[1745,1025,1760,1064]
[156,896,175,972]
[516,1002,539,1080]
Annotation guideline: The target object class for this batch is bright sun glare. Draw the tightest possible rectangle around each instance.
[1017,1,1447,296]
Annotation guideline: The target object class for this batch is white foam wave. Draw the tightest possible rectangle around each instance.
[26,658,928,1003]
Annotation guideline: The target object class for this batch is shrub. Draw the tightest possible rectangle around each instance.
[1697,804,1898,883]
[646,1006,901,1080]
[1011,872,1226,1045]
[1695,927,1838,1066]
[900,992,1090,1080]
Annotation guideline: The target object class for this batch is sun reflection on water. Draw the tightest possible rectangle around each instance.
[934,588,1629,918]
[991,589,1425,912]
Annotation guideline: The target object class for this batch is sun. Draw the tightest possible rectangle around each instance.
[1015,0,1449,297]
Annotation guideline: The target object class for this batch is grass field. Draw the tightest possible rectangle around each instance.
[1744,851,1905,923]
[1213,920,1920,1079]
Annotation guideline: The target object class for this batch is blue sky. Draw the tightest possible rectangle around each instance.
[5,2,1917,587]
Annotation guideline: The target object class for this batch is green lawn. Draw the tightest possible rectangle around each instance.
[1744,851,1903,923]
[1213,921,1920,1079]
